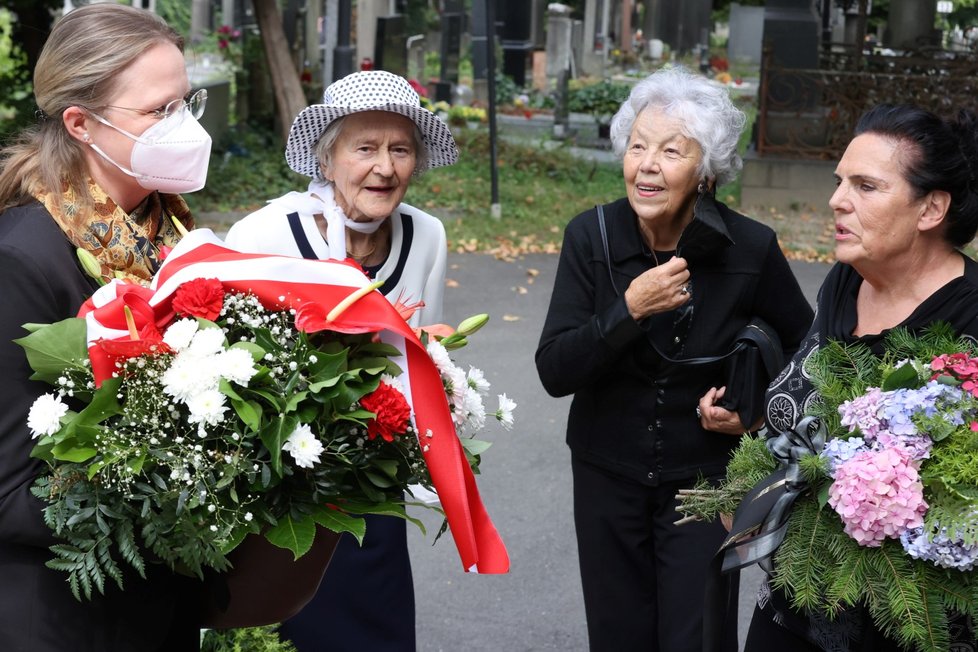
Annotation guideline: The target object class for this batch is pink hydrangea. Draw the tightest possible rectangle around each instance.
[827,447,927,547]
[839,387,888,440]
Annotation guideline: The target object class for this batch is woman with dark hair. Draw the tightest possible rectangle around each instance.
[746,103,978,650]
[535,67,813,651]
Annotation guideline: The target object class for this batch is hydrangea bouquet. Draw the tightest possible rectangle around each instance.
[678,325,978,651]
[17,230,511,600]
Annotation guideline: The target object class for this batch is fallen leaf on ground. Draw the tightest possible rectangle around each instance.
[445,278,460,288]
[502,314,521,322]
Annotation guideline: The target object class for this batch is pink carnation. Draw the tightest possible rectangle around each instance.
[827,447,927,547]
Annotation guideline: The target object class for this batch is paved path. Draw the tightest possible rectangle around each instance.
[407,252,829,652]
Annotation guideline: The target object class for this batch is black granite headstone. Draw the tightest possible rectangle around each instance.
[374,15,408,77]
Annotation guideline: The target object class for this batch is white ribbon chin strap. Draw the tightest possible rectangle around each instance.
[266,180,384,260]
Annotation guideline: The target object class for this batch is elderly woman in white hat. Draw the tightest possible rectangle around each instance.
[225,70,458,651]
[227,69,458,325]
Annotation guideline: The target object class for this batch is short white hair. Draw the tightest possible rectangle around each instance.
[609,67,747,187]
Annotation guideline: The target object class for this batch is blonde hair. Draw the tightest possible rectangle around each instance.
[0,4,184,213]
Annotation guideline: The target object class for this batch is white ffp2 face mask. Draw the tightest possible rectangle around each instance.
[88,108,212,194]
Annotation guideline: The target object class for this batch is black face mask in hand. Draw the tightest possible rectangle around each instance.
[676,191,734,264]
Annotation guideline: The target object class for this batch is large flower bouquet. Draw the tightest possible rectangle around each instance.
[17,230,511,600]
[678,325,978,651]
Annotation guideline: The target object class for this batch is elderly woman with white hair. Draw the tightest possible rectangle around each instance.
[226,70,459,651]
[535,67,813,651]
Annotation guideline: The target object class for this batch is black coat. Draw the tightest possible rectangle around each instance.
[535,197,814,484]
[0,201,203,651]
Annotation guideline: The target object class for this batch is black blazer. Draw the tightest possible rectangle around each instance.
[0,201,202,651]
[536,197,814,485]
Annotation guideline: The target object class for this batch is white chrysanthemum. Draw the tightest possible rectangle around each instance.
[445,366,468,401]
[162,318,199,352]
[461,389,486,431]
[218,348,258,385]
[162,355,219,402]
[187,327,226,357]
[27,393,69,438]
[282,423,323,469]
[466,366,491,394]
[496,394,517,431]
[426,340,453,373]
[186,388,229,426]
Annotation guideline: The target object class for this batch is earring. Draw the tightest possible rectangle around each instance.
[697,181,706,194]
[82,133,90,142]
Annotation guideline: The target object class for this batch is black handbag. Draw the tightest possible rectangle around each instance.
[596,204,783,429]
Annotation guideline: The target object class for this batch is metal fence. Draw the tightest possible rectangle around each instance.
[756,46,978,160]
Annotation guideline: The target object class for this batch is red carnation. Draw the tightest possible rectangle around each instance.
[172,278,225,321]
[360,382,412,442]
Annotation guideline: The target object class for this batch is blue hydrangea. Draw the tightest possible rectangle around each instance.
[821,436,868,474]
[900,525,978,571]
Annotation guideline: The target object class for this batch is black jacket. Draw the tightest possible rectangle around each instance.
[535,197,813,484]
[0,201,203,651]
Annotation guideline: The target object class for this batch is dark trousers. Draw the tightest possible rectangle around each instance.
[572,456,736,652]
[278,514,416,652]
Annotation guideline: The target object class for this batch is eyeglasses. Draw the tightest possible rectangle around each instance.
[101,88,208,121]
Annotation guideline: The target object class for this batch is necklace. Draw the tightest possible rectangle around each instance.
[650,248,660,267]
[347,241,377,262]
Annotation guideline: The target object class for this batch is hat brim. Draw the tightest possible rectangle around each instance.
[285,103,459,179]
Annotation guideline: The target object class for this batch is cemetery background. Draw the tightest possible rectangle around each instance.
[4,1,978,650]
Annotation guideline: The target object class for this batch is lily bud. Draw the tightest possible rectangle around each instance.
[76,248,106,285]
[442,335,467,351]
[456,313,489,337]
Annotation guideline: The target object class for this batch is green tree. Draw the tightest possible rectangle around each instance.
[4,0,60,74]
[0,7,34,139]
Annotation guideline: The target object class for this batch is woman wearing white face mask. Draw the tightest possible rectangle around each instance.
[0,5,341,650]
[0,6,208,651]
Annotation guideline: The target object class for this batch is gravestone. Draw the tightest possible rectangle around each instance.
[374,15,408,76]
[644,0,712,54]
[728,3,764,65]
[434,2,464,103]
[546,3,573,138]
[886,0,937,50]
[762,0,820,111]
[499,0,533,87]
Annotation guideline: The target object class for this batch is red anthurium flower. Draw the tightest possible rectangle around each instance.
[96,323,171,359]
[172,278,225,321]
[360,382,412,442]
[293,302,376,335]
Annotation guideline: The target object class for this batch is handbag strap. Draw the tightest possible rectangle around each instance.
[596,204,735,367]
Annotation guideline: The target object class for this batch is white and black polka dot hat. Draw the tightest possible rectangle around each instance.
[285,70,459,179]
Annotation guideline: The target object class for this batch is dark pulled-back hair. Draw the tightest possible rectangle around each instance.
[854,103,978,248]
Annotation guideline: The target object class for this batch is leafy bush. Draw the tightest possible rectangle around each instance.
[567,80,632,124]
[0,8,34,140]
[200,625,297,652]
[493,72,520,106]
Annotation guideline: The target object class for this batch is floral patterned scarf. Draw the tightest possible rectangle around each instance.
[33,179,195,285]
